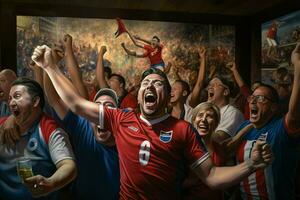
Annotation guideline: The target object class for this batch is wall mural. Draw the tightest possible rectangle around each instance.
[17,16,235,88]
[261,10,300,84]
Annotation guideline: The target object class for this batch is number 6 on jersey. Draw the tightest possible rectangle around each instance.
[139,140,151,166]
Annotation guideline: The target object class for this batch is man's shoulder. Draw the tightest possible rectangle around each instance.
[39,114,61,144]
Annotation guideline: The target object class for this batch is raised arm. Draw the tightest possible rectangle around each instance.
[32,45,99,124]
[62,34,89,99]
[194,140,272,190]
[286,43,300,134]
[133,34,152,45]
[121,43,145,58]
[29,61,44,90]
[188,46,206,108]
[43,70,68,120]
[127,31,144,48]
[96,46,109,89]
[228,62,246,88]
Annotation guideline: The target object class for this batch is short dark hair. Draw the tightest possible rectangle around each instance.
[141,68,171,94]
[109,73,126,88]
[152,36,160,42]
[12,77,45,109]
[175,80,190,97]
[209,75,235,97]
[255,84,279,103]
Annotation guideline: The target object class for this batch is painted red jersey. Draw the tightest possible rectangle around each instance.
[99,105,209,199]
[267,24,277,39]
[143,44,163,65]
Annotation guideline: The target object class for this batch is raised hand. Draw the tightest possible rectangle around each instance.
[99,46,107,56]
[291,43,300,67]
[61,34,73,50]
[52,45,64,63]
[250,140,273,170]
[226,61,237,72]
[31,45,54,69]
[24,175,55,198]
[198,46,206,60]
[28,60,39,71]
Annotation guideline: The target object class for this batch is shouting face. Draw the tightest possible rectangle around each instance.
[8,85,39,126]
[248,86,276,128]
[207,78,229,104]
[170,81,185,104]
[138,73,168,119]
[92,94,117,145]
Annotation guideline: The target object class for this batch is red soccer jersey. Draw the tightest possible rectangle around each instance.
[143,44,163,66]
[99,105,209,199]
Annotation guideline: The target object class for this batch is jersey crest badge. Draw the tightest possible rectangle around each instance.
[27,138,38,151]
[159,130,173,143]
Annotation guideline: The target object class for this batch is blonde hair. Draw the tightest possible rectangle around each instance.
[191,102,220,127]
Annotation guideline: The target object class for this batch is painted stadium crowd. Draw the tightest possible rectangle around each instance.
[1,33,300,200]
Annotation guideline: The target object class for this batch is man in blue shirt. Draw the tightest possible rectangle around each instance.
[236,44,300,200]
[44,70,120,200]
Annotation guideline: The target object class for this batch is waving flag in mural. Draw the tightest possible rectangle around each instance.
[115,18,127,38]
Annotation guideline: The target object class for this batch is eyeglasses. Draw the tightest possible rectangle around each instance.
[247,95,273,103]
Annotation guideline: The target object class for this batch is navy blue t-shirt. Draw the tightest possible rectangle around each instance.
[54,110,120,200]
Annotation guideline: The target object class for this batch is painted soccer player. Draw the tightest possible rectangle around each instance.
[121,31,165,71]
[32,45,273,200]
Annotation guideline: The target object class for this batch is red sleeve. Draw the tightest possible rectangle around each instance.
[40,115,60,144]
[99,105,124,136]
[184,125,209,169]
[240,85,251,98]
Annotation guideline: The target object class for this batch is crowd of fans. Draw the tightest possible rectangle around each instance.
[1,20,299,200]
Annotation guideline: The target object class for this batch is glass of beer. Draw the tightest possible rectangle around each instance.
[17,157,34,183]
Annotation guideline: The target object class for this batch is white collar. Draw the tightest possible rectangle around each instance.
[140,114,170,126]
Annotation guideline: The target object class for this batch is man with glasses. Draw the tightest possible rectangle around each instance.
[236,44,300,199]
[206,75,244,146]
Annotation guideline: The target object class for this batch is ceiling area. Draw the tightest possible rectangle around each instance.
[1,0,296,16]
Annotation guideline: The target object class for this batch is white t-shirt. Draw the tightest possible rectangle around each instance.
[184,103,194,123]
[216,104,244,137]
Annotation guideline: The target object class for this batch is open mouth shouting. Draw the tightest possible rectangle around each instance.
[197,122,209,136]
[10,106,21,117]
[96,125,112,141]
[144,91,157,109]
[208,91,214,98]
[250,105,259,120]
